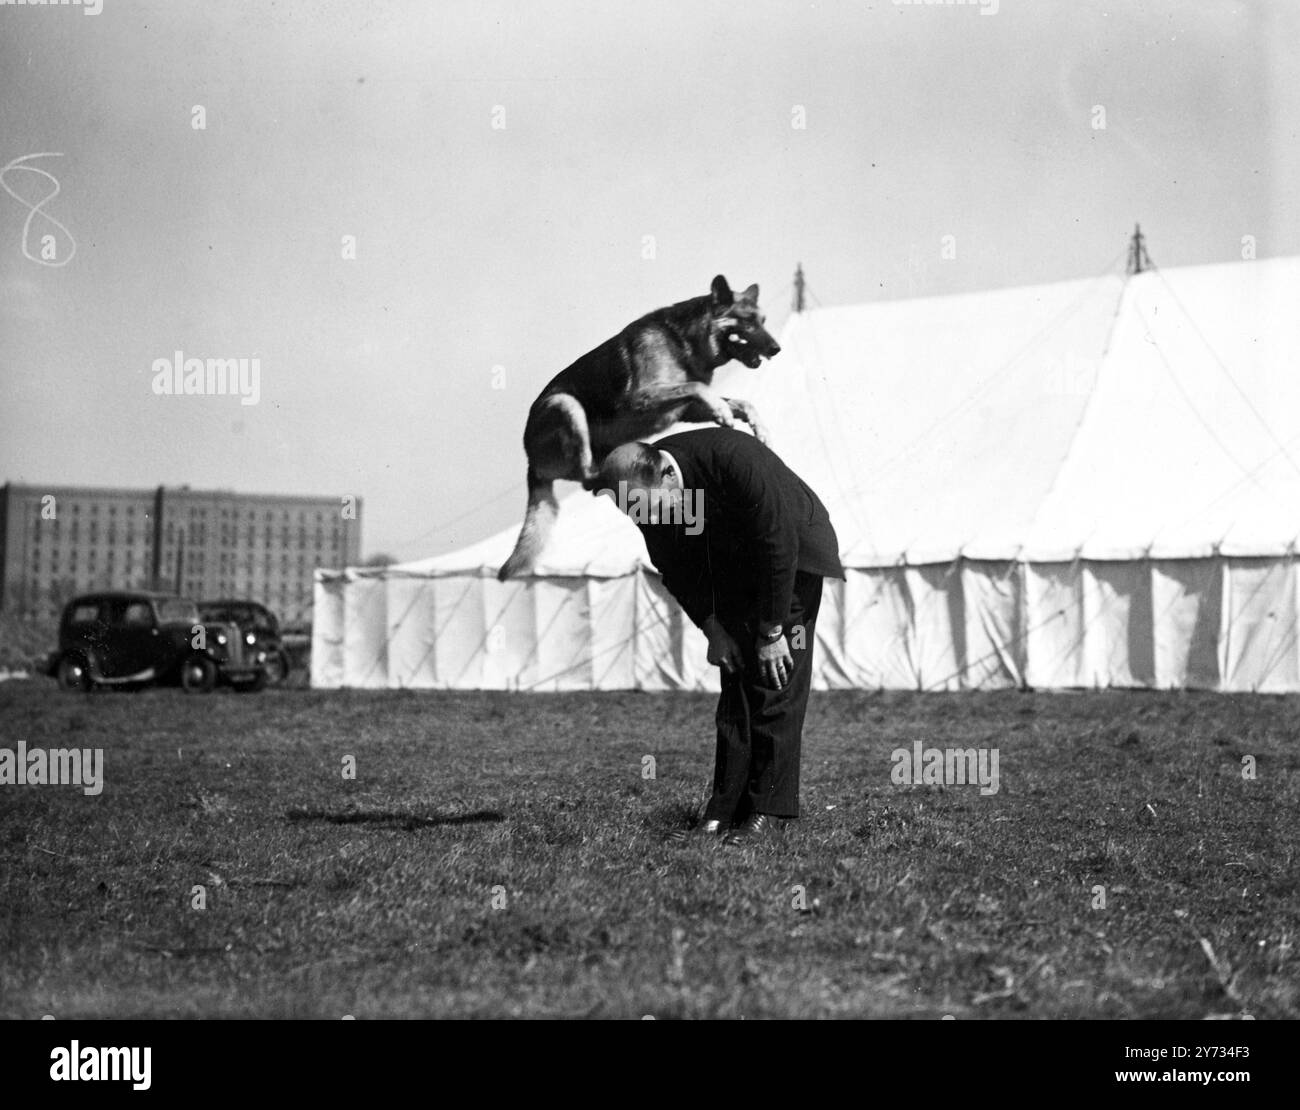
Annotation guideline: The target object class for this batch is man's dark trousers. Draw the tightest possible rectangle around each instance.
[704,569,824,824]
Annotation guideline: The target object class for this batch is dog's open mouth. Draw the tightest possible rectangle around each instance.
[725,331,769,369]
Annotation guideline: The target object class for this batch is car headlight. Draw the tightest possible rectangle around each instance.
[245,632,256,646]
[215,633,227,645]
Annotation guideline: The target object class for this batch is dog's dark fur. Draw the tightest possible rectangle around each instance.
[498,275,781,580]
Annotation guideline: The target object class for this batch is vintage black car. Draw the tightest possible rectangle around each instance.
[198,598,291,685]
[45,590,267,693]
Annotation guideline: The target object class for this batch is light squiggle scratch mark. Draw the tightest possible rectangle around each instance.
[0,152,77,267]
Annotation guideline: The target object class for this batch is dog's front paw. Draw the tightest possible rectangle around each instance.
[748,419,770,444]
[711,405,736,428]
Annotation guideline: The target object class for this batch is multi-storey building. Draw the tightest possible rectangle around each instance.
[0,484,362,624]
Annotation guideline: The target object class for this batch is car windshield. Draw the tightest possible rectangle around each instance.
[201,603,277,632]
[156,598,200,624]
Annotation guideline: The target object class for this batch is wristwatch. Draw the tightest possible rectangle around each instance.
[759,624,784,643]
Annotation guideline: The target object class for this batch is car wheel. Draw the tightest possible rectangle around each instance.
[56,655,92,693]
[264,649,291,686]
[180,655,218,694]
[234,669,268,693]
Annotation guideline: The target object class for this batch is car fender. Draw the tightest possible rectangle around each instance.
[51,649,109,684]
[171,647,220,672]
[66,649,105,682]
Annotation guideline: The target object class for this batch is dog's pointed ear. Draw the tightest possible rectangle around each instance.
[738,283,759,304]
[710,275,734,310]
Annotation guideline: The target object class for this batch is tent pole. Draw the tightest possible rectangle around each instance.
[1127,224,1152,275]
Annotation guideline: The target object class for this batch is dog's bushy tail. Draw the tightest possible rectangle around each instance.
[497,469,558,581]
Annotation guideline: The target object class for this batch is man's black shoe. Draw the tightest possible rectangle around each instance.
[723,812,785,846]
[665,818,726,844]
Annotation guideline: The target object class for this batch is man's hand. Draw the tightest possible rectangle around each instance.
[756,630,793,689]
[703,616,743,676]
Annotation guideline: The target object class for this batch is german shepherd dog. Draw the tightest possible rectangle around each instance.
[498,275,781,580]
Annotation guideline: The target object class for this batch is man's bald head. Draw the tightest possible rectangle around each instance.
[590,440,699,533]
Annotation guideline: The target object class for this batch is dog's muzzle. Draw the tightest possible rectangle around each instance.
[725,331,771,369]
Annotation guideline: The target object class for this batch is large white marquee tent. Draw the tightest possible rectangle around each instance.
[313,256,1300,693]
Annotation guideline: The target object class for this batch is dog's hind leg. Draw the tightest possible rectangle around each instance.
[527,393,596,483]
[498,394,594,580]
[497,467,559,581]
[554,393,597,484]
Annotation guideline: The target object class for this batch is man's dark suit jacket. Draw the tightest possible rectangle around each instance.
[638,427,845,632]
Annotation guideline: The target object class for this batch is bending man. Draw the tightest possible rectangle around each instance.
[592,426,844,845]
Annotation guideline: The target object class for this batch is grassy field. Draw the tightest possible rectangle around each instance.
[0,680,1296,1019]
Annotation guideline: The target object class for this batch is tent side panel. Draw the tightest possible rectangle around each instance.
[632,571,681,690]
[1082,561,1155,688]
[310,575,346,689]
[843,568,917,688]
[634,572,716,691]
[384,576,438,688]
[587,575,637,690]
[905,564,962,691]
[959,560,1023,690]
[479,578,538,690]
[526,578,594,691]
[811,575,853,690]
[1151,559,1222,689]
[431,575,486,688]
[1223,557,1299,692]
[1024,563,1085,688]
[341,577,389,688]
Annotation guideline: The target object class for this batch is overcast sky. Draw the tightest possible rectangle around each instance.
[2,0,1296,561]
